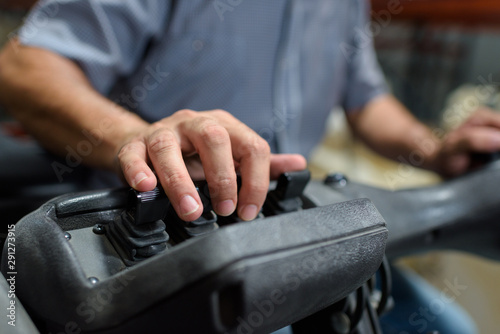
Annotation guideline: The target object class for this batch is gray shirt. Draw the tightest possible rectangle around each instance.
[19,0,386,158]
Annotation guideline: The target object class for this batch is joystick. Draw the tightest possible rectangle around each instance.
[264,170,311,214]
[106,187,170,265]
[167,180,219,240]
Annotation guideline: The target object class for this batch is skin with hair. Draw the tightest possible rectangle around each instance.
[1,40,500,221]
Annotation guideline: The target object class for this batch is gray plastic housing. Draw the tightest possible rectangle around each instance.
[1,187,387,334]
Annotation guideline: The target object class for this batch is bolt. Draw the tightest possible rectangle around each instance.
[88,277,99,284]
[93,224,105,235]
[324,173,348,187]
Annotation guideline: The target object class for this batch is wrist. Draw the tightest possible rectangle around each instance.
[422,141,444,174]
[404,125,444,173]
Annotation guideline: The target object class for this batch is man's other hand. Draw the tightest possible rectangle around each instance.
[434,108,500,177]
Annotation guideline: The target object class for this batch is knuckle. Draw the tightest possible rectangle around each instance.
[149,122,164,131]
[202,125,229,147]
[148,129,178,154]
[245,179,269,195]
[175,109,196,118]
[162,171,191,188]
[211,109,231,118]
[195,119,230,147]
[121,160,137,175]
[239,136,270,157]
[211,174,235,188]
[117,141,137,158]
[117,141,144,163]
[208,174,236,198]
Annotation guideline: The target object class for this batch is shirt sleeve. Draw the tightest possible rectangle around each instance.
[17,0,170,94]
[342,0,388,112]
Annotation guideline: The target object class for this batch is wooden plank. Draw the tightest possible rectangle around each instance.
[371,0,500,26]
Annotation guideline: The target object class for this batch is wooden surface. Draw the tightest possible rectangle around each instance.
[0,0,36,10]
[371,0,500,26]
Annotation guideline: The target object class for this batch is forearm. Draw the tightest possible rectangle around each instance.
[0,41,148,172]
[346,94,441,171]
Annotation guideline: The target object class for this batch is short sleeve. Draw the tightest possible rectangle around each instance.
[342,0,388,112]
[17,0,170,94]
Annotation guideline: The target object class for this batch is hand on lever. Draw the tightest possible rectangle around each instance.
[116,109,307,222]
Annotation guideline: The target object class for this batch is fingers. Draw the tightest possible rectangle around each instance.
[209,111,271,221]
[117,109,307,222]
[181,116,238,217]
[234,135,271,221]
[117,139,157,191]
[147,127,203,221]
[464,108,500,129]
[450,126,500,154]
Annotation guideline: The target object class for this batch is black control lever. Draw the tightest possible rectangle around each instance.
[129,186,171,223]
[167,180,219,238]
[264,170,311,214]
[106,187,171,265]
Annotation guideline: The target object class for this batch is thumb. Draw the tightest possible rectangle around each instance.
[270,154,307,179]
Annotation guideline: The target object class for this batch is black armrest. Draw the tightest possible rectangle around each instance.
[1,187,387,334]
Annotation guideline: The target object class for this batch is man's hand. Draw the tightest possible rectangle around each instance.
[0,43,305,222]
[433,108,500,177]
[116,109,307,222]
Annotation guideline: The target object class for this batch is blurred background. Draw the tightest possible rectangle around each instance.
[309,1,500,333]
[1,0,500,332]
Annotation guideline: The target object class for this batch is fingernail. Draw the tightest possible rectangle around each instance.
[179,195,200,216]
[216,200,235,216]
[239,204,259,221]
[133,172,148,187]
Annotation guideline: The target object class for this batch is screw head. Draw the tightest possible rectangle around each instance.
[88,277,99,284]
[324,173,348,187]
[92,224,105,235]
